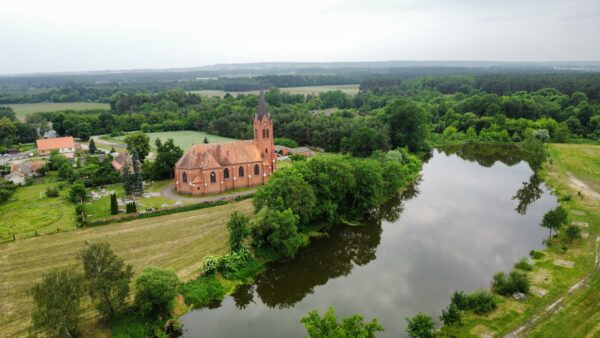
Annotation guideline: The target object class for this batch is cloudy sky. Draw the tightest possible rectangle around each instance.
[1,0,599,74]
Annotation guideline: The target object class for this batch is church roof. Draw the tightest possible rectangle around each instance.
[255,88,270,120]
[176,141,264,170]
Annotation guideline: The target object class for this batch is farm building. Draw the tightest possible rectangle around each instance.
[5,160,45,185]
[111,152,133,173]
[175,90,277,196]
[275,145,315,157]
[36,136,79,158]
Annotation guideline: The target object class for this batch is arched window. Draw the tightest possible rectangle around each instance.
[182,172,187,183]
[266,129,269,138]
[254,164,260,175]
[265,148,268,153]
[239,166,244,177]
[210,171,216,183]
[224,168,229,179]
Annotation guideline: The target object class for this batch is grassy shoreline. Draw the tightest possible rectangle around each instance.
[442,143,600,337]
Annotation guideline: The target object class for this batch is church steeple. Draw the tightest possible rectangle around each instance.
[256,88,269,120]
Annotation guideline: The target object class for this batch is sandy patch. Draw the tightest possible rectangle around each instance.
[572,221,589,228]
[553,259,575,268]
[530,268,552,285]
[530,285,549,297]
[567,172,600,201]
[470,324,496,338]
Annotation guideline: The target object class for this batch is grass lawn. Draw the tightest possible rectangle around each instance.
[110,131,238,152]
[0,176,76,242]
[0,198,253,337]
[190,84,360,98]
[443,143,600,337]
[5,102,110,120]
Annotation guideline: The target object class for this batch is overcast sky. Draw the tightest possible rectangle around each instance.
[1,0,599,74]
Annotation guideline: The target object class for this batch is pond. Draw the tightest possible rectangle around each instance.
[181,144,557,337]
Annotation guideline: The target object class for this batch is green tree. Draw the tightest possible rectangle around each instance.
[29,268,85,338]
[385,98,431,152]
[540,206,568,238]
[122,162,133,196]
[135,266,180,319]
[49,150,69,170]
[131,150,144,196]
[405,313,436,338]
[226,211,250,252]
[110,193,118,215]
[251,208,304,261]
[59,162,75,181]
[88,138,97,154]
[126,201,137,213]
[301,307,383,338]
[69,180,87,204]
[152,138,183,179]
[253,167,316,226]
[341,126,385,157]
[79,242,133,318]
[124,132,150,161]
[0,117,18,147]
[521,133,547,172]
[440,302,461,327]
[203,136,209,144]
[554,122,570,143]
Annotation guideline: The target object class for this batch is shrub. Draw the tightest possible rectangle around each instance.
[514,257,533,271]
[222,258,263,281]
[290,154,306,162]
[492,271,530,296]
[226,212,250,252]
[467,290,497,315]
[45,186,59,197]
[566,225,581,240]
[200,255,222,275]
[274,137,299,148]
[302,307,383,338]
[126,201,137,214]
[405,313,435,338]
[530,250,544,259]
[180,275,225,308]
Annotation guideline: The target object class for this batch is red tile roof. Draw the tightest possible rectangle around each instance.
[36,137,75,151]
[176,141,264,169]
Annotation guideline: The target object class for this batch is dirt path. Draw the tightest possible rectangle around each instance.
[505,235,600,338]
[160,183,256,202]
[91,135,127,150]
[567,172,600,201]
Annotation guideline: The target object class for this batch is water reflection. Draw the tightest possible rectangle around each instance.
[181,145,556,338]
[512,175,543,215]
[438,143,522,167]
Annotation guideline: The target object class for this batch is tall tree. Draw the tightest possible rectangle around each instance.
[521,133,547,172]
[131,150,144,196]
[122,162,133,196]
[152,138,183,179]
[110,193,118,215]
[29,268,85,338]
[226,212,250,252]
[124,132,150,162]
[384,98,431,152]
[79,242,133,318]
[405,313,436,338]
[135,266,180,319]
[88,138,97,154]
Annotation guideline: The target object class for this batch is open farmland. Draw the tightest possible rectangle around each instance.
[190,84,360,98]
[0,198,253,337]
[5,102,110,120]
[109,130,238,152]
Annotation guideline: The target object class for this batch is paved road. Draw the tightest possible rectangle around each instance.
[160,183,256,202]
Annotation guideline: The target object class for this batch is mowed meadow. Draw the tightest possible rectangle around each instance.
[190,84,360,98]
[6,102,110,120]
[0,199,253,337]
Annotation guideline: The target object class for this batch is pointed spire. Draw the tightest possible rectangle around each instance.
[256,88,268,120]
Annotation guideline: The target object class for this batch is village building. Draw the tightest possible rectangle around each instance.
[36,136,79,158]
[275,145,315,157]
[111,152,133,173]
[174,90,277,196]
[5,160,45,185]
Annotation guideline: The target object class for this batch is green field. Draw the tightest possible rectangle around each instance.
[444,143,600,337]
[190,84,360,98]
[5,102,110,120]
[0,199,253,337]
[114,130,238,152]
[0,176,77,242]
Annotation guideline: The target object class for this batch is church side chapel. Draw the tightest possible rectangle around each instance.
[174,90,277,195]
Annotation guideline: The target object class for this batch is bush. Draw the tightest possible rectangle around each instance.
[467,290,497,315]
[180,275,225,308]
[566,225,581,240]
[45,186,59,198]
[200,255,222,275]
[530,250,544,259]
[222,258,263,281]
[405,313,435,338]
[514,257,533,271]
[274,137,299,148]
[126,201,137,214]
[492,271,530,296]
[110,310,164,338]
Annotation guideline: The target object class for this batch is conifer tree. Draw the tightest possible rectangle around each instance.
[131,150,144,196]
[122,162,133,196]
[88,138,97,154]
[110,193,118,215]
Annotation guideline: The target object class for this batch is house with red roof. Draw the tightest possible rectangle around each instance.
[36,136,79,158]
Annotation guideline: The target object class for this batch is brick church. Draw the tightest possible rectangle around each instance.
[174,90,277,195]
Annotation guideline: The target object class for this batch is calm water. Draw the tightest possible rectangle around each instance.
[181,144,557,338]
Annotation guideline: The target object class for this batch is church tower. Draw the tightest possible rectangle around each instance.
[253,89,276,172]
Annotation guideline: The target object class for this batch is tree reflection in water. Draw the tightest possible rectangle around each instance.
[438,143,522,168]
[243,183,418,309]
[512,174,543,215]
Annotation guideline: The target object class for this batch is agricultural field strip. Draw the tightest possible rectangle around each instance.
[0,199,253,337]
